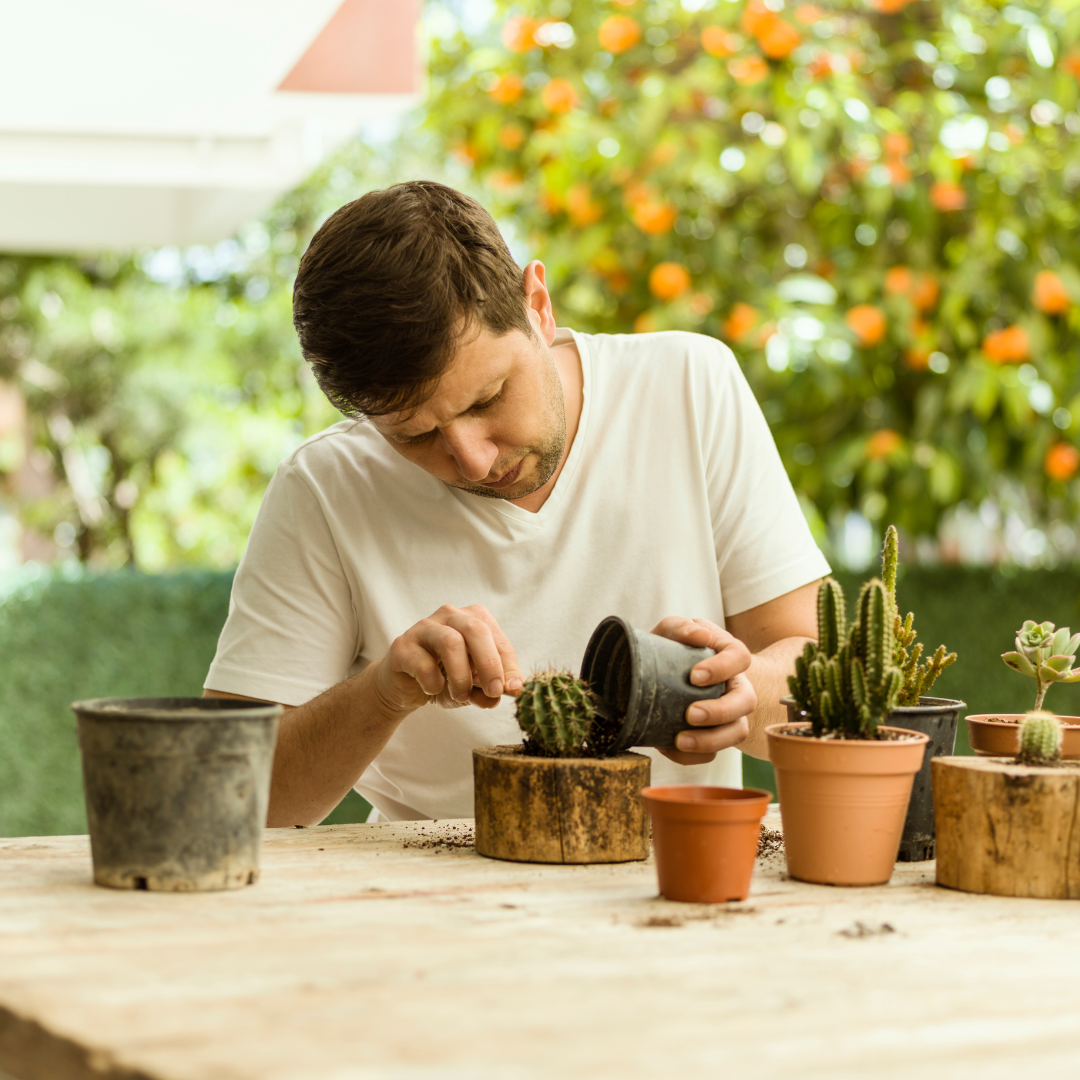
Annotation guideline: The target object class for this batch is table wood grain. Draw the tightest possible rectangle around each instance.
[2,814,1079,1080]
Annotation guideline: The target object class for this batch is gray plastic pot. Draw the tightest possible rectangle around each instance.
[779,694,965,863]
[890,696,966,862]
[580,616,726,753]
[72,696,281,891]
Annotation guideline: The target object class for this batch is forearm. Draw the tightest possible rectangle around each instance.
[266,659,409,827]
[741,636,812,759]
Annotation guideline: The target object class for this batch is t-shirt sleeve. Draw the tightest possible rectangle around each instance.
[204,464,360,706]
[697,341,831,616]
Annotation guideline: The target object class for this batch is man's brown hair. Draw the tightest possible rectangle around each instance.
[292,181,532,418]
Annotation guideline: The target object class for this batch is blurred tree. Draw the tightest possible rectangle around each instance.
[423,0,1080,545]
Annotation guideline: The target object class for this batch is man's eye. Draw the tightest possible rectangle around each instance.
[400,431,434,446]
[473,391,503,412]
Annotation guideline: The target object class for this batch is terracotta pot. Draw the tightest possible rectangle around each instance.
[766,721,929,887]
[642,785,771,903]
[966,714,1080,759]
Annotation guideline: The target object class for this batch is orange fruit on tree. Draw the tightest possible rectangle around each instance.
[1033,270,1070,315]
[870,0,914,11]
[741,0,775,36]
[982,325,1030,364]
[887,160,912,186]
[701,26,738,57]
[566,184,603,227]
[884,266,912,296]
[729,57,770,86]
[911,273,939,312]
[489,74,524,104]
[632,200,677,235]
[649,262,692,301]
[846,305,888,346]
[1062,53,1080,80]
[1045,443,1080,482]
[808,52,832,78]
[541,78,578,114]
[930,181,967,212]
[498,124,525,150]
[723,302,759,343]
[905,346,932,370]
[757,19,801,59]
[883,132,912,157]
[501,16,536,52]
[598,15,641,54]
[865,429,903,460]
[634,312,659,334]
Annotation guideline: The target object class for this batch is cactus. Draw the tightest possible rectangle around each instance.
[515,668,599,757]
[1002,620,1080,711]
[881,525,957,705]
[1017,710,1063,765]
[788,577,903,737]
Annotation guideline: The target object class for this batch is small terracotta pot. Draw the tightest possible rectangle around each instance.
[766,722,929,887]
[966,714,1080,758]
[642,785,771,903]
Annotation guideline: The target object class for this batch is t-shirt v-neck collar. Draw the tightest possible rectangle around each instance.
[448,328,592,531]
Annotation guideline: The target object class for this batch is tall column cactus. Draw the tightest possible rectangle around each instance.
[881,525,957,705]
[789,577,902,737]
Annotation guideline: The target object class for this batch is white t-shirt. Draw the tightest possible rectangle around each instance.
[206,329,829,819]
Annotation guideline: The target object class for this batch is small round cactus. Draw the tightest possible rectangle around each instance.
[1017,710,1063,765]
[516,669,597,757]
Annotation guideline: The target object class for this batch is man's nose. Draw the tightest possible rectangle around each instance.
[439,425,499,482]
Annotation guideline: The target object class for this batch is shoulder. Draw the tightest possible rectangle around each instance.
[583,330,739,380]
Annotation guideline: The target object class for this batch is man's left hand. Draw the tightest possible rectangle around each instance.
[650,616,757,765]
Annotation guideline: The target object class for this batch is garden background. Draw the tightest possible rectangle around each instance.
[3,0,1080,835]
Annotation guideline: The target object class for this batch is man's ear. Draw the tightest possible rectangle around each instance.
[523,261,557,345]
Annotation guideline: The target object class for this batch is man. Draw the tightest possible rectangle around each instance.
[205,181,828,826]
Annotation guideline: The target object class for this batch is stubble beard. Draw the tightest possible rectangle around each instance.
[447,351,567,502]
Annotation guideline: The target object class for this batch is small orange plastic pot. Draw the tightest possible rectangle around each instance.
[642,785,771,903]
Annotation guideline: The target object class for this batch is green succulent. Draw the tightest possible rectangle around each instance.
[515,668,599,757]
[1002,621,1080,712]
[1017,710,1063,766]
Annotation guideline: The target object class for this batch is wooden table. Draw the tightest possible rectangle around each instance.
[2,814,1080,1080]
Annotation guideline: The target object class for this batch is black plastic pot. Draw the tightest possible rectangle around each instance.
[580,616,726,753]
[891,696,965,862]
[72,697,281,891]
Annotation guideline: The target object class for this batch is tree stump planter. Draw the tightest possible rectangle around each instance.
[966,714,1080,758]
[933,755,1080,899]
[473,746,650,864]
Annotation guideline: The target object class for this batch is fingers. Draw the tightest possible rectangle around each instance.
[674,672,756,753]
[386,605,522,712]
[651,616,752,688]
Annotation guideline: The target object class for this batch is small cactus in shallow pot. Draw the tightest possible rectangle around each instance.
[788,577,903,738]
[515,669,602,757]
[1017,710,1063,765]
[1002,621,1080,711]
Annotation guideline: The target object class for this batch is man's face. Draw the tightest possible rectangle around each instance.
[372,322,567,502]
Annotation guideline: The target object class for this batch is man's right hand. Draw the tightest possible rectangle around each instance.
[373,604,524,716]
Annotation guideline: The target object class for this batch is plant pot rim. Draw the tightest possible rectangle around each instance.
[72,696,282,723]
[967,713,1080,728]
[641,784,771,805]
[780,694,965,716]
[473,743,647,764]
[766,721,930,745]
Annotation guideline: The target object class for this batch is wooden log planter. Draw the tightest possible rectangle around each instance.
[473,746,650,864]
[933,755,1080,899]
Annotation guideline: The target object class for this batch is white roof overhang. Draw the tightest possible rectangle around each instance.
[0,0,421,252]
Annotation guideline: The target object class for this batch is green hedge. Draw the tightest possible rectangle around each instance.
[0,569,370,837]
[2,566,1079,835]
